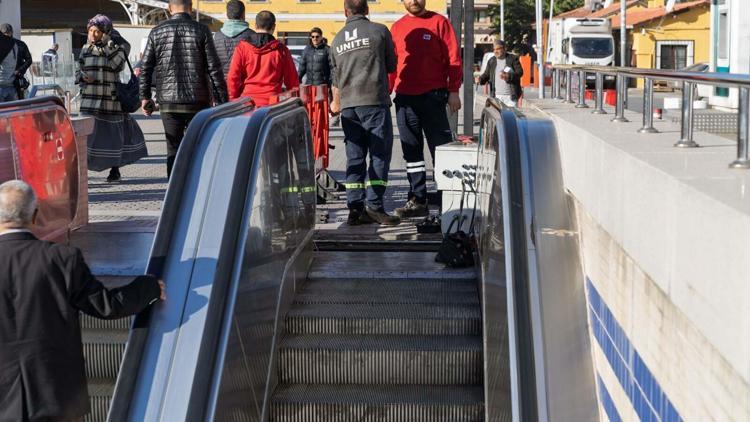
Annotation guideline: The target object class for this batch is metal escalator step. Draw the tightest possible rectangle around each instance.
[82,330,128,380]
[270,384,484,422]
[305,277,477,291]
[286,303,481,335]
[295,285,479,305]
[85,379,115,422]
[80,314,133,331]
[279,334,482,385]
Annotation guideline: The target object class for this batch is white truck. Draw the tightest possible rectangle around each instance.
[547,18,615,86]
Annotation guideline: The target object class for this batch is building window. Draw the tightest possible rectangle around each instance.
[655,40,693,70]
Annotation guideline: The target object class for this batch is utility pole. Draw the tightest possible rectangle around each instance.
[620,0,626,66]
[536,0,544,98]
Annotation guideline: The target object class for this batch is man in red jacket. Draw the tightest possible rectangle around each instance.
[227,11,299,106]
[389,0,462,218]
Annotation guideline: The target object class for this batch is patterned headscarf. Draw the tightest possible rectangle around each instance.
[87,14,113,34]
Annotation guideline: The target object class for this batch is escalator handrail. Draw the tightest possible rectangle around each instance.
[108,98,304,420]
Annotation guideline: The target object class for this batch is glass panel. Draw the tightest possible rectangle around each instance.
[718,11,729,61]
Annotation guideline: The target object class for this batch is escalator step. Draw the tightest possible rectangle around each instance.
[279,334,482,385]
[286,303,481,335]
[295,286,480,305]
[82,330,128,380]
[80,314,133,331]
[270,384,484,422]
[84,380,114,422]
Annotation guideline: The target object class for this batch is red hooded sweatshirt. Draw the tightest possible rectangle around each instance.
[227,33,300,106]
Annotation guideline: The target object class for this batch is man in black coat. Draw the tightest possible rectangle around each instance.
[298,27,332,86]
[477,40,524,107]
[213,0,255,78]
[139,0,228,178]
[0,180,165,421]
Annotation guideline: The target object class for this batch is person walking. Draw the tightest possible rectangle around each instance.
[139,0,228,178]
[0,180,165,421]
[297,27,331,87]
[330,0,400,226]
[477,40,523,107]
[0,31,18,103]
[227,11,299,106]
[389,0,462,218]
[0,24,32,100]
[77,15,148,182]
[41,44,58,76]
[214,0,255,78]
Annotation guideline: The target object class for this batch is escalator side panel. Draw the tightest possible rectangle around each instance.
[127,117,241,421]
[519,116,599,421]
[210,108,316,421]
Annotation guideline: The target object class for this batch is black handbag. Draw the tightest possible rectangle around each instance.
[116,55,140,113]
[13,76,29,91]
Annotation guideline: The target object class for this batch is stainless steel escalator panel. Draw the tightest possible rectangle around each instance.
[477,99,598,421]
[209,107,316,421]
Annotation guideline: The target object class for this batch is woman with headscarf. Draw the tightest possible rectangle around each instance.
[77,14,147,182]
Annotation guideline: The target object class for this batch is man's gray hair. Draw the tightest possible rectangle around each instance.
[0,180,37,226]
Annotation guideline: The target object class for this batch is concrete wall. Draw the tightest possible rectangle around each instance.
[530,99,750,421]
[0,0,21,37]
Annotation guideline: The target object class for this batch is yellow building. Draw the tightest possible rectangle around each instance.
[613,0,710,87]
[198,0,444,51]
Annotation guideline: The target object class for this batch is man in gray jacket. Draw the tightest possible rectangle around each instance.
[330,0,399,226]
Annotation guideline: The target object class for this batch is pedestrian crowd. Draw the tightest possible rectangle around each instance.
[0,0,489,417]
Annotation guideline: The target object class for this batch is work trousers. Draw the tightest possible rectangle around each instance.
[395,90,453,204]
[341,105,393,211]
[161,111,196,179]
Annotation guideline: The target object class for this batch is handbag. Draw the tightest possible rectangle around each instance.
[116,55,140,113]
[13,76,29,91]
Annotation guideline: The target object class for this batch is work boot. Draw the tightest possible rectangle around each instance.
[365,207,401,226]
[347,208,373,226]
[394,198,429,218]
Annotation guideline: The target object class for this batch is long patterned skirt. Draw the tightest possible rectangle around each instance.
[84,112,148,172]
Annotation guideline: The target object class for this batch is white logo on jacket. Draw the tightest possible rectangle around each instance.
[345,28,358,42]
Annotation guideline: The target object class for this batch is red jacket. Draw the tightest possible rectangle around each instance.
[227,35,300,106]
[389,11,462,95]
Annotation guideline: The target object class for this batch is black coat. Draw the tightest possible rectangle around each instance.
[214,28,255,78]
[139,13,228,111]
[479,53,524,100]
[13,39,32,75]
[298,43,332,86]
[0,232,160,420]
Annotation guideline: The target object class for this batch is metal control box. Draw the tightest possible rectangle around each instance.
[434,141,479,233]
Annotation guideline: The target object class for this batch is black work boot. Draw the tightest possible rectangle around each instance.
[394,198,429,218]
[365,207,401,226]
[347,208,373,225]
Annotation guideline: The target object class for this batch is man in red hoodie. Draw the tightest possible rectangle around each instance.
[389,0,462,218]
[227,11,299,106]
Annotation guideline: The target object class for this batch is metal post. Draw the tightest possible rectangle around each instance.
[638,78,658,133]
[729,87,750,168]
[592,72,606,114]
[449,0,462,133]
[463,0,474,136]
[620,0,626,67]
[611,74,629,122]
[675,82,699,148]
[576,70,588,108]
[535,0,544,99]
[564,70,574,103]
[552,69,559,99]
[556,69,564,100]
[500,0,505,41]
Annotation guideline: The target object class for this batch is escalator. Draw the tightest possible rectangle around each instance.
[94,98,599,421]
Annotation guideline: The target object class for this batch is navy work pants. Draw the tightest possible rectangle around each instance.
[341,105,393,211]
[395,90,453,204]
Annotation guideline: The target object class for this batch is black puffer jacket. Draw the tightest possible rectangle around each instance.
[139,13,228,112]
[214,28,255,78]
[298,43,331,86]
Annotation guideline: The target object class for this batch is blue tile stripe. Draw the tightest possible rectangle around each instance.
[587,277,682,422]
[598,374,623,422]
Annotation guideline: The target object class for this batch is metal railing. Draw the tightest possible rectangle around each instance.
[549,64,750,169]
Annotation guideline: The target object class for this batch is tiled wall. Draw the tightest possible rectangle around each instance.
[588,279,681,422]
